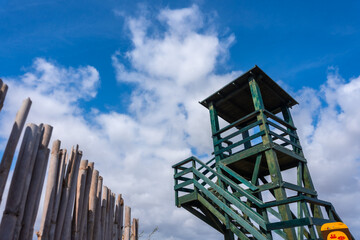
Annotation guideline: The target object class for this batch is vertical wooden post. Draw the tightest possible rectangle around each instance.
[0,98,32,204]
[37,139,61,239]
[61,147,82,240]
[19,124,53,240]
[123,206,131,240]
[88,170,99,240]
[93,176,103,240]
[72,160,88,240]
[114,194,123,240]
[248,75,296,239]
[80,162,94,240]
[0,124,41,239]
[101,186,109,240]
[208,102,234,240]
[130,218,138,240]
[108,193,115,240]
[49,149,67,240]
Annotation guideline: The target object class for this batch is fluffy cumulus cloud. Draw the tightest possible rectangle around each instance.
[0,4,359,240]
[292,68,360,235]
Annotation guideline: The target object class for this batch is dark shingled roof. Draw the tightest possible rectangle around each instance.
[200,65,298,124]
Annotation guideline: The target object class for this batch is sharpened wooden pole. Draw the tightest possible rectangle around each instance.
[0,123,41,239]
[72,159,88,240]
[87,169,99,240]
[37,140,61,240]
[80,162,93,240]
[130,218,138,240]
[61,147,82,240]
[123,206,131,240]
[93,176,103,240]
[19,124,53,240]
[49,149,67,240]
[101,186,108,240]
[0,98,32,204]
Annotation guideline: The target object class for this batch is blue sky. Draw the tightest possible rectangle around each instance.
[0,1,360,239]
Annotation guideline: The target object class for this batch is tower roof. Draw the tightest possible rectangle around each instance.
[200,65,298,123]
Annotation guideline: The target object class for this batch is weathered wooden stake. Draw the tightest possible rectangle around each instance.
[80,162,94,240]
[19,124,53,240]
[49,149,67,240]
[87,169,99,240]
[93,176,103,240]
[0,98,32,204]
[72,159,88,240]
[37,140,61,239]
[0,124,41,239]
[61,147,82,240]
[130,218,138,240]
[101,186,108,240]
[123,206,131,240]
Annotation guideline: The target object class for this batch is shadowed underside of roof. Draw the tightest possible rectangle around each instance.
[200,65,298,124]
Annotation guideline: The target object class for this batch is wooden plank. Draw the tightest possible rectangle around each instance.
[197,195,251,240]
[195,181,267,240]
[251,154,262,184]
[214,130,265,156]
[266,217,310,230]
[214,110,259,136]
[272,144,306,162]
[215,120,262,146]
[221,143,270,165]
[218,163,257,190]
[281,182,317,196]
[183,205,224,233]
[178,192,197,205]
[263,109,296,130]
[174,179,193,190]
[269,131,302,150]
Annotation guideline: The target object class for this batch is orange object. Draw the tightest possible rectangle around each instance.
[321,222,352,240]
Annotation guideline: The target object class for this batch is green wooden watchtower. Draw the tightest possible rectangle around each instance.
[173,66,352,240]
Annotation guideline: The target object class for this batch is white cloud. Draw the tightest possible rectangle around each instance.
[0,4,358,240]
[293,68,360,235]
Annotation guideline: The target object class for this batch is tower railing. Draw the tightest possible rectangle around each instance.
[212,109,302,161]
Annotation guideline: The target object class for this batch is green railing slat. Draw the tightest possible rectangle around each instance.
[219,163,258,190]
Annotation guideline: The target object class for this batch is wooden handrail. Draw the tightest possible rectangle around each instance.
[263,109,296,130]
[213,110,259,136]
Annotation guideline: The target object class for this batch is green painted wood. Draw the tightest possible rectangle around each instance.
[198,203,226,234]
[193,170,265,227]
[174,167,193,178]
[183,205,224,233]
[221,143,271,166]
[251,154,262,184]
[272,144,307,162]
[281,182,317,196]
[266,217,310,230]
[191,159,264,207]
[267,120,299,140]
[195,181,267,240]
[263,109,296,131]
[178,192,198,206]
[214,130,265,156]
[214,120,262,146]
[218,162,258,190]
[198,195,251,240]
[269,130,302,150]
[214,110,260,136]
